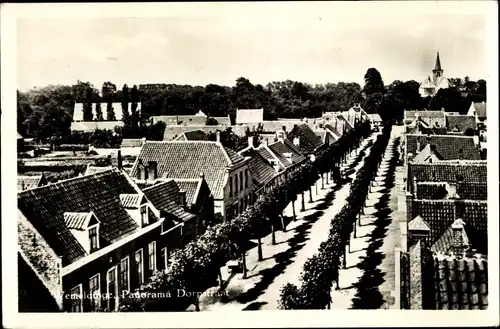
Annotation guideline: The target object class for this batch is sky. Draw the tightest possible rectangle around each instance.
[15,2,492,91]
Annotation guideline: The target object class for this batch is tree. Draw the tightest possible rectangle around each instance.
[121,84,130,122]
[82,87,94,121]
[363,68,386,96]
[130,84,140,127]
[205,117,219,125]
[102,81,117,120]
[95,101,104,121]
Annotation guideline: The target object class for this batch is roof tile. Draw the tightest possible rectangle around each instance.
[131,141,244,199]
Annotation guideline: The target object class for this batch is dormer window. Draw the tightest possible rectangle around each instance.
[89,226,99,252]
[140,204,149,226]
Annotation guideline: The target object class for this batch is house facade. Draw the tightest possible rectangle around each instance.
[17,169,191,312]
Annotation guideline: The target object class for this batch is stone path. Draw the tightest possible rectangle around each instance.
[329,129,403,309]
[195,134,378,311]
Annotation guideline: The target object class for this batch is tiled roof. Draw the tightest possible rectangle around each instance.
[85,165,113,176]
[18,175,46,191]
[409,199,487,254]
[131,141,244,199]
[456,182,487,200]
[415,182,449,199]
[406,134,481,160]
[120,193,143,208]
[18,169,141,265]
[70,121,124,132]
[239,120,299,134]
[286,123,324,155]
[235,108,264,124]
[431,221,477,255]
[173,130,209,141]
[163,125,226,141]
[239,148,278,192]
[445,115,477,133]
[407,161,487,195]
[431,256,488,309]
[265,139,307,169]
[142,180,195,223]
[404,110,446,127]
[151,115,207,126]
[414,181,487,201]
[121,139,144,148]
[173,178,203,205]
[64,212,97,230]
[412,144,443,163]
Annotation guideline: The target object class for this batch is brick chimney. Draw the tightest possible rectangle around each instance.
[148,161,157,181]
[416,138,421,153]
[216,131,221,144]
[137,159,146,180]
[451,218,466,259]
[117,150,123,170]
[248,136,254,148]
[179,190,187,207]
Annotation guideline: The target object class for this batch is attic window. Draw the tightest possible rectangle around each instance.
[458,148,463,155]
[89,226,99,252]
[456,174,464,182]
[140,205,149,226]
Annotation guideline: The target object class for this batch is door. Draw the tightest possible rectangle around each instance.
[106,267,118,311]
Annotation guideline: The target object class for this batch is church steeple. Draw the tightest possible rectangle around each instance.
[432,52,443,79]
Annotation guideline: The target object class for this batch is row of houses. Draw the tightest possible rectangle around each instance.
[18,105,371,312]
[400,108,488,310]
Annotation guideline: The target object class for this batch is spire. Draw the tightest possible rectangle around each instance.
[433,52,442,73]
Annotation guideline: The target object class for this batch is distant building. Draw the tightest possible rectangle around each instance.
[151,114,231,127]
[467,102,487,127]
[445,115,477,134]
[235,108,264,124]
[419,52,450,97]
[404,134,482,163]
[173,130,210,141]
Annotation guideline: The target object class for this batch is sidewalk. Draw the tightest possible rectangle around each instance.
[196,135,377,311]
[329,133,401,309]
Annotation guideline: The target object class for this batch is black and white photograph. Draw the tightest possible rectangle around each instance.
[1,1,498,328]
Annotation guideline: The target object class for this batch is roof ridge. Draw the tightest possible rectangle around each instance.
[18,168,119,196]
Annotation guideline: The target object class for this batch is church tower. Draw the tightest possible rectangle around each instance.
[432,52,443,81]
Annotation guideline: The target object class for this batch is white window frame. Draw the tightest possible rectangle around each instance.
[148,241,157,274]
[140,204,149,226]
[88,224,100,251]
[160,247,169,272]
[69,284,83,313]
[106,266,118,311]
[135,249,144,286]
[118,256,130,294]
[88,273,101,311]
